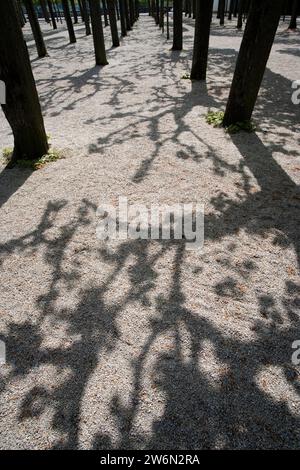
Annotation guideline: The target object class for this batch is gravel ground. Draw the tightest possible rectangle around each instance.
[0,14,300,450]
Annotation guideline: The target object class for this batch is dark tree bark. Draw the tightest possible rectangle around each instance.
[47,0,57,29]
[0,0,49,162]
[15,0,25,27]
[62,0,76,42]
[24,0,47,57]
[82,0,91,35]
[102,0,109,26]
[159,0,164,30]
[237,0,244,28]
[107,0,119,46]
[119,0,127,36]
[219,0,225,25]
[124,0,132,30]
[78,0,85,21]
[70,0,78,23]
[89,0,108,65]
[40,0,51,23]
[155,0,159,24]
[166,0,170,38]
[223,0,284,126]
[190,0,213,80]
[228,0,234,20]
[129,0,135,26]
[172,0,182,50]
[289,0,298,29]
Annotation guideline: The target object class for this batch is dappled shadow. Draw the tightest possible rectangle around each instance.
[0,14,299,451]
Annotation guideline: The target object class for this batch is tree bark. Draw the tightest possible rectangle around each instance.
[159,0,164,30]
[70,0,78,23]
[129,0,135,26]
[24,0,47,57]
[89,0,108,65]
[219,0,225,25]
[107,0,120,46]
[289,0,298,29]
[62,0,76,42]
[102,0,109,26]
[124,0,132,30]
[191,0,213,80]
[0,0,49,162]
[82,0,91,34]
[172,0,183,50]
[40,0,51,22]
[237,0,244,28]
[119,0,127,36]
[223,0,284,125]
[47,0,57,29]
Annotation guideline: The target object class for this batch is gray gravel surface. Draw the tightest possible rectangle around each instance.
[0,15,299,449]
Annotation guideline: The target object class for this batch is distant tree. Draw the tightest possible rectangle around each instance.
[119,0,127,36]
[24,0,47,57]
[191,0,213,80]
[102,0,109,26]
[40,0,51,22]
[219,0,225,25]
[289,0,298,29]
[70,0,79,23]
[82,0,91,35]
[62,0,76,42]
[47,0,57,29]
[107,0,120,46]
[223,0,284,126]
[172,0,183,50]
[89,0,108,65]
[237,0,244,29]
[0,0,49,162]
[124,0,132,30]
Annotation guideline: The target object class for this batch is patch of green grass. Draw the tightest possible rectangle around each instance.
[1,146,64,170]
[206,111,225,127]
[206,111,256,134]
[181,72,191,80]
[2,147,13,163]
[16,148,63,170]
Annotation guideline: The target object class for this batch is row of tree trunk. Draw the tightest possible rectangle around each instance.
[0,0,140,163]
[0,0,296,164]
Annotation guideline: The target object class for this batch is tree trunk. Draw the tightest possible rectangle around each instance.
[40,0,51,23]
[70,0,78,23]
[0,0,49,162]
[107,0,120,46]
[119,0,127,36]
[102,0,109,26]
[191,0,213,80]
[124,0,132,30]
[62,0,76,42]
[159,0,164,30]
[166,0,170,38]
[129,0,135,26]
[24,0,47,57]
[78,0,85,21]
[82,0,91,35]
[89,0,108,65]
[172,0,183,50]
[223,0,283,126]
[47,0,57,29]
[155,0,159,24]
[228,0,234,20]
[219,0,225,25]
[237,0,244,28]
[289,0,298,29]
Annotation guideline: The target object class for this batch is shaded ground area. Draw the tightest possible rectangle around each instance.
[0,15,299,449]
